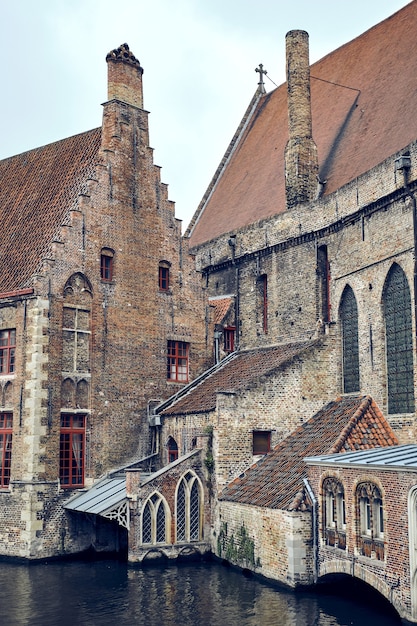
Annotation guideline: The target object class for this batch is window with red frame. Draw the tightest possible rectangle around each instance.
[0,330,15,374]
[224,327,236,353]
[60,414,86,488]
[0,413,12,487]
[159,265,170,291]
[167,436,179,463]
[100,249,114,281]
[252,430,271,455]
[167,341,189,382]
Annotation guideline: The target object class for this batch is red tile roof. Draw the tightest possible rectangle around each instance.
[209,297,233,325]
[160,340,318,416]
[188,2,417,246]
[220,395,398,510]
[0,129,102,292]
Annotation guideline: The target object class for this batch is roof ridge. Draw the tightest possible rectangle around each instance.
[329,395,371,453]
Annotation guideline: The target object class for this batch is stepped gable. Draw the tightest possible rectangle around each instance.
[221,395,399,511]
[160,340,318,416]
[0,128,102,292]
[188,2,417,246]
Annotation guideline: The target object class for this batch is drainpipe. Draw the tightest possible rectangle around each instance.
[303,477,318,584]
[395,155,417,350]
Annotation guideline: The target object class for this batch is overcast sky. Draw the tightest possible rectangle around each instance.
[0,0,409,229]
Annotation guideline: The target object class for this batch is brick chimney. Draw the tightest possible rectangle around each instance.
[106,43,144,109]
[284,30,318,209]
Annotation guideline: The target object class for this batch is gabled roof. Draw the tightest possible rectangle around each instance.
[188,2,417,247]
[220,395,398,510]
[0,128,102,292]
[209,296,233,325]
[159,340,318,416]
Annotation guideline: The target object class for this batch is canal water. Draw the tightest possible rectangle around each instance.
[0,557,402,626]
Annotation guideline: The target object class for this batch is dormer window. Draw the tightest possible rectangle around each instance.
[100,248,114,282]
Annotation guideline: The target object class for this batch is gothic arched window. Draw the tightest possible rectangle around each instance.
[356,482,384,560]
[176,471,202,542]
[339,285,360,394]
[383,263,415,414]
[141,492,170,545]
[322,477,346,550]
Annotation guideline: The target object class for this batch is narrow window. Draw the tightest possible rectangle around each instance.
[0,330,16,375]
[322,478,346,549]
[167,341,189,382]
[357,482,384,560]
[100,249,114,281]
[224,327,236,353]
[167,436,179,463]
[340,285,360,393]
[383,263,415,414]
[257,274,268,334]
[159,262,171,292]
[59,414,86,488]
[175,472,202,543]
[252,430,271,455]
[317,245,331,322]
[0,412,12,487]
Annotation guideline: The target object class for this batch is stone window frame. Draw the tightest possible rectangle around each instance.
[0,329,16,375]
[383,262,415,415]
[339,284,360,394]
[0,412,12,488]
[356,481,385,560]
[175,470,203,543]
[141,491,171,545]
[322,477,346,550]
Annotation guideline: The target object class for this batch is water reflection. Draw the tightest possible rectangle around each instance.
[0,559,402,626]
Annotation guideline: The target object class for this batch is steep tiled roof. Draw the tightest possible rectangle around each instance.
[0,128,102,292]
[209,296,233,325]
[160,340,318,416]
[221,395,398,510]
[188,2,417,246]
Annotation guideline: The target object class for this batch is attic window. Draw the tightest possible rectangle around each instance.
[252,430,271,455]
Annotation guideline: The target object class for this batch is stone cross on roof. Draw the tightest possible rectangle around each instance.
[255,63,267,93]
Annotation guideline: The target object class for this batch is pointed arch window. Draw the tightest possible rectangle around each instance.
[383,263,415,414]
[141,492,169,545]
[176,471,202,542]
[317,245,331,323]
[167,436,178,463]
[356,482,384,560]
[322,477,346,550]
[340,285,360,394]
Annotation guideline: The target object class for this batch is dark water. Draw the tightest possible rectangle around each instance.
[0,558,402,626]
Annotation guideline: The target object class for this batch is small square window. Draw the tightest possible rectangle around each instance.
[252,430,271,455]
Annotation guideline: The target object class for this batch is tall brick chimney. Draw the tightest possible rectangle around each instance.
[284,30,318,209]
[106,43,144,109]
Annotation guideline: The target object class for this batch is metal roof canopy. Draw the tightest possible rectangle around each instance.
[305,444,417,471]
[64,475,129,529]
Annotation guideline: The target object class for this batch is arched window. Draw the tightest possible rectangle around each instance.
[176,471,203,542]
[356,482,384,560]
[383,263,415,414]
[141,492,170,545]
[159,261,171,292]
[100,248,114,282]
[339,285,360,394]
[167,436,178,463]
[322,478,346,550]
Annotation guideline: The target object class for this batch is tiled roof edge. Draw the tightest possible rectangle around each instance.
[328,395,371,453]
